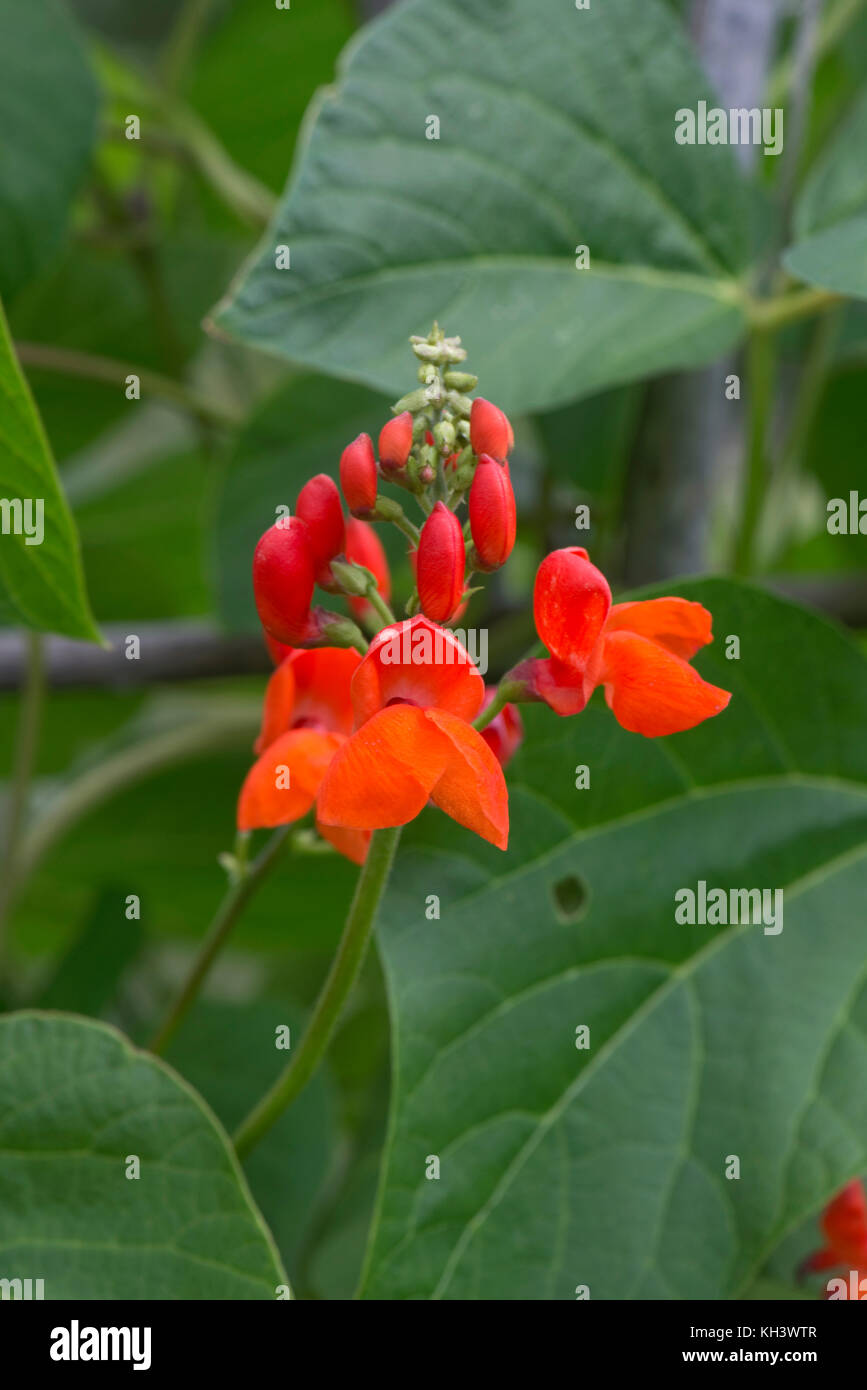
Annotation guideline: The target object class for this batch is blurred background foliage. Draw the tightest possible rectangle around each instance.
[1,0,866,1298]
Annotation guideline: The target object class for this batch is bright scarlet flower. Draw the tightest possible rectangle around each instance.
[470,397,513,461]
[340,433,377,513]
[238,647,369,863]
[520,548,730,736]
[253,518,317,645]
[296,473,345,584]
[480,687,523,768]
[801,1181,867,1278]
[317,616,508,849]
[469,454,516,570]
[345,517,391,622]
[379,411,413,471]
[417,501,465,623]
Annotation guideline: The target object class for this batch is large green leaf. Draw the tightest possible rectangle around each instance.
[0,300,99,640]
[212,0,750,413]
[361,581,867,1299]
[784,90,867,300]
[0,0,100,300]
[0,1012,287,1298]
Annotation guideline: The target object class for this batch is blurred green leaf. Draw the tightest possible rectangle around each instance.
[166,1000,339,1282]
[362,580,867,1299]
[190,0,355,192]
[0,1011,287,1298]
[0,0,100,300]
[215,375,391,632]
[785,89,867,300]
[784,214,867,300]
[36,884,145,1016]
[0,299,99,640]
[213,0,750,414]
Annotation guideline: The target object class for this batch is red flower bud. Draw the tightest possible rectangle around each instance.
[345,518,391,621]
[263,631,292,666]
[470,397,513,461]
[296,473,345,582]
[340,433,377,513]
[379,411,413,470]
[417,501,465,624]
[253,517,316,644]
[469,454,516,571]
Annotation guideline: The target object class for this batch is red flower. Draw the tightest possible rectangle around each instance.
[469,454,516,571]
[379,411,413,471]
[345,517,391,623]
[479,687,523,768]
[253,517,317,645]
[238,646,369,863]
[340,433,377,514]
[470,397,513,461]
[801,1181,867,1280]
[296,473,345,584]
[520,548,731,736]
[317,616,508,848]
[417,501,465,623]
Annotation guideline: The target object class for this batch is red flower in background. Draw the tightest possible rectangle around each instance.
[479,687,523,768]
[800,1180,867,1292]
[517,547,730,737]
[318,616,508,849]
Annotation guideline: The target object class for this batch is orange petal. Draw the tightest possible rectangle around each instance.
[315,819,371,865]
[424,709,509,850]
[352,616,484,727]
[823,1180,867,1264]
[601,632,730,737]
[534,548,611,669]
[237,729,344,831]
[255,657,297,755]
[318,705,448,829]
[291,647,360,735]
[605,597,713,660]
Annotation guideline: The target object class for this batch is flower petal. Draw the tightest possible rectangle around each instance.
[424,709,509,850]
[237,729,344,830]
[318,705,448,829]
[255,657,297,755]
[601,631,730,737]
[605,597,713,659]
[534,547,611,669]
[315,819,371,865]
[352,615,484,727]
[291,647,360,735]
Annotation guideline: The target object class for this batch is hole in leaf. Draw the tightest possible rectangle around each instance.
[552,873,588,923]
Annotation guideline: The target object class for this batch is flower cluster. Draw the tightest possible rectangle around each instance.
[239,325,731,861]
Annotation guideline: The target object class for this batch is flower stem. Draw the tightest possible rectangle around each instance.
[733,329,776,576]
[473,680,524,733]
[149,824,293,1055]
[0,633,44,977]
[233,824,402,1159]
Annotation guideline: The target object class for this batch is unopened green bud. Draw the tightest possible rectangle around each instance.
[446,390,473,418]
[392,387,429,414]
[443,371,478,391]
[434,419,456,451]
[330,558,372,597]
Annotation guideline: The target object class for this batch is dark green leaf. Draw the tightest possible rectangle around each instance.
[361,581,867,1299]
[0,1011,287,1298]
[212,0,750,413]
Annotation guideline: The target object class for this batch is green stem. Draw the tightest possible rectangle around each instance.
[366,587,396,628]
[778,307,841,483]
[160,0,214,97]
[748,286,841,332]
[733,331,776,576]
[233,825,402,1159]
[15,341,240,431]
[473,679,524,733]
[0,633,44,974]
[149,825,292,1055]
